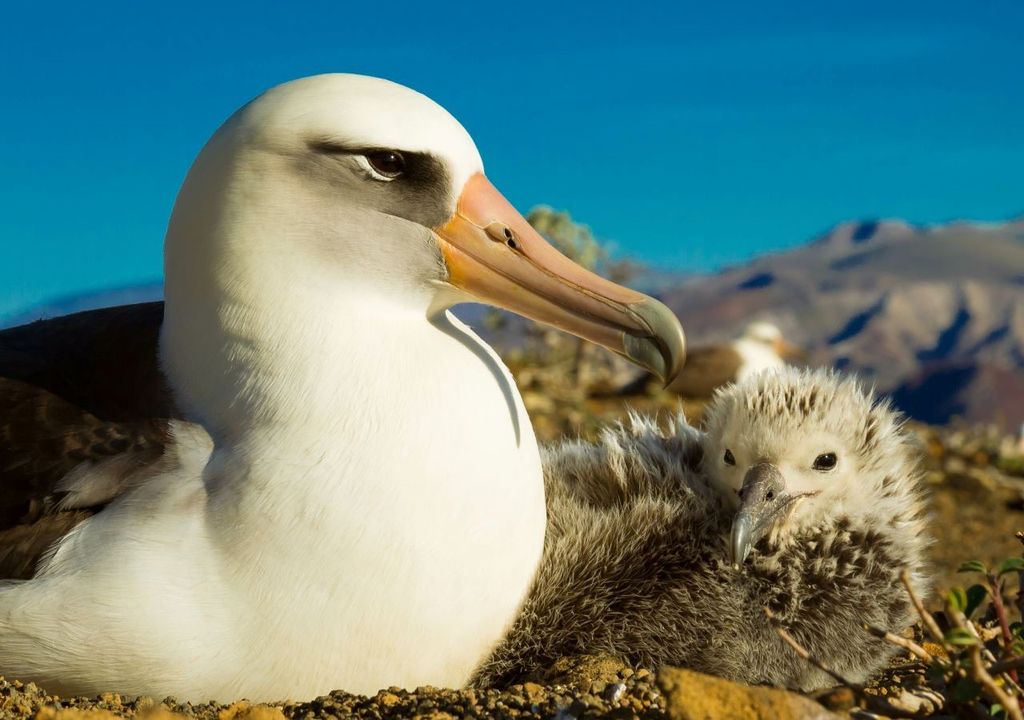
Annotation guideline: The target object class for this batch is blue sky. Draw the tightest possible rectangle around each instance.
[1,0,1022,320]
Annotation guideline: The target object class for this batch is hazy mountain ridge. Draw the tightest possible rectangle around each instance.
[0,282,164,329]
[660,217,1024,429]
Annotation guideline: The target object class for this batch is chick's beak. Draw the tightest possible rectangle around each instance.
[434,173,685,384]
[730,463,805,570]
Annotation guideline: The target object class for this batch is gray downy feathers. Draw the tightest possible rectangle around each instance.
[474,367,930,691]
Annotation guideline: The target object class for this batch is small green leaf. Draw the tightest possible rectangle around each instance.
[966,584,989,618]
[945,627,980,646]
[958,560,988,574]
[952,676,983,702]
[997,557,1024,576]
[991,703,1005,717]
[948,587,968,612]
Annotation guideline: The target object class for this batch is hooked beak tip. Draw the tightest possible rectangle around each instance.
[623,298,686,384]
[730,513,754,570]
[729,463,791,571]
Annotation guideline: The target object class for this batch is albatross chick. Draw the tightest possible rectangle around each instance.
[475,367,929,690]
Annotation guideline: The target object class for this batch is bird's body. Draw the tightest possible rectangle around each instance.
[2,312,544,701]
[732,334,788,382]
[622,321,802,399]
[0,303,173,578]
[475,368,928,690]
[0,74,685,701]
[662,344,745,397]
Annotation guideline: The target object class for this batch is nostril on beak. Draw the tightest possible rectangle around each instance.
[485,223,519,250]
[484,222,510,242]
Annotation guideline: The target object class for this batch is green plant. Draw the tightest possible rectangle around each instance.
[934,556,1024,717]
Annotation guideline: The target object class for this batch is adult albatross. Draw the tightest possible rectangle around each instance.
[0,74,685,702]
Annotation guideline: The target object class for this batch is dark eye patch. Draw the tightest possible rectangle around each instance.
[723,449,736,466]
[306,140,453,228]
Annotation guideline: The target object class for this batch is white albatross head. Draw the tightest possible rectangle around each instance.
[737,321,805,365]
[160,74,684,431]
[742,321,783,345]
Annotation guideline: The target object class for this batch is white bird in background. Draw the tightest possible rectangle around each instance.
[620,320,804,398]
[0,74,685,702]
[730,321,803,380]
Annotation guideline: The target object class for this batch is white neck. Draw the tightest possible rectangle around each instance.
[734,338,785,380]
[161,291,546,692]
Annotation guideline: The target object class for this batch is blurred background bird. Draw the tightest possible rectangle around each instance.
[616,321,807,399]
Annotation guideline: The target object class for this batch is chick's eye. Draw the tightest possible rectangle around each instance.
[723,449,736,466]
[365,150,406,179]
[813,453,837,471]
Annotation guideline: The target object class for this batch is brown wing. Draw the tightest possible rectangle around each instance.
[0,301,176,578]
[616,344,743,399]
[666,345,743,398]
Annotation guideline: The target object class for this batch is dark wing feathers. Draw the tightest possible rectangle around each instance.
[0,511,94,579]
[617,344,742,399]
[0,301,174,578]
[666,345,742,398]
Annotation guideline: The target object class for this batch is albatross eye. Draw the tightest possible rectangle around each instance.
[813,453,837,471]
[723,449,736,466]
[365,150,406,180]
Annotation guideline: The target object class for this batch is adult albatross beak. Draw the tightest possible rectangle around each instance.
[434,173,685,384]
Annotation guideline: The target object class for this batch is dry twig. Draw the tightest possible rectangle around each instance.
[767,609,937,719]
[764,607,854,686]
[990,656,1024,677]
[986,572,1018,663]
[901,568,945,645]
[863,623,936,664]
[1016,531,1024,622]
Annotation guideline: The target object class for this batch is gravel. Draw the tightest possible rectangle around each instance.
[1,658,667,719]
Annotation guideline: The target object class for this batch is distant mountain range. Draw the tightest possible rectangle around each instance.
[4,217,1022,430]
[657,217,1024,431]
[0,282,164,329]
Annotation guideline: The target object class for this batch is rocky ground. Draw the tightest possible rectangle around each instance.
[0,657,841,719]
[3,347,1024,719]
